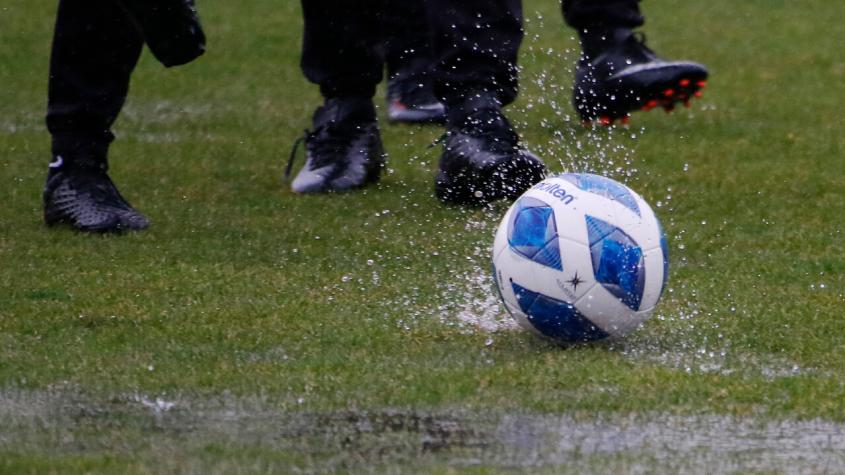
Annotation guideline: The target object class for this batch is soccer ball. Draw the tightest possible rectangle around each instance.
[492,173,668,343]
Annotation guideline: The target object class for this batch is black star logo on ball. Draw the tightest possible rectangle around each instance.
[567,272,585,291]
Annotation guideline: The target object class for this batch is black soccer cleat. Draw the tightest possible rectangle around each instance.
[573,30,709,125]
[435,100,546,206]
[386,74,446,124]
[43,161,150,233]
[286,97,385,193]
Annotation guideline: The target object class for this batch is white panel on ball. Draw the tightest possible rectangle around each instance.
[491,173,668,343]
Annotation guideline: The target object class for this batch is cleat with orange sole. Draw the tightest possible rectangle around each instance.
[572,31,709,123]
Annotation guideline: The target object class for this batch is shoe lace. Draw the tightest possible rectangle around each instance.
[285,122,365,179]
[619,31,658,62]
[285,130,309,179]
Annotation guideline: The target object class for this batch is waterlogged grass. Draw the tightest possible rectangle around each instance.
[2,0,845,472]
[3,390,845,474]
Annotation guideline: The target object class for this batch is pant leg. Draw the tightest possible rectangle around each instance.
[300,0,389,99]
[382,0,434,82]
[428,0,523,107]
[562,0,644,30]
[46,0,144,167]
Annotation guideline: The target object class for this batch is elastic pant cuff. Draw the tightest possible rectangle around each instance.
[320,83,378,101]
[51,136,110,169]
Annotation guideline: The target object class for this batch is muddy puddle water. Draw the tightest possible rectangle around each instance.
[2,390,844,473]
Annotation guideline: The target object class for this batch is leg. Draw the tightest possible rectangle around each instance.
[43,0,150,232]
[563,0,709,123]
[288,0,388,193]
[300,0,386,99]
[562,0,643,37]
[381,0,444,124]
[428,0,524,110]
[47,0,144,168]
[427,0,546,206]
[382,0,433,80]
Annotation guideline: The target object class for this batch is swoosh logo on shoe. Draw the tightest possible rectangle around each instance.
[48,155,64,169]
[610,60,702,79]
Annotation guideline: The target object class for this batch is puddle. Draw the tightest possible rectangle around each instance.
[2,389,844,473]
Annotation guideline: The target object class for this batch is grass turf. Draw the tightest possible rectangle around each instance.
[2,0,845,472]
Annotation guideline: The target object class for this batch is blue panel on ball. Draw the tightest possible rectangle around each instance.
[565,173,640,216]
[532,237,562,271]
[586,215,645,311]
[511,281,610,342]
[585,214,618,247]
[507,197,562,271]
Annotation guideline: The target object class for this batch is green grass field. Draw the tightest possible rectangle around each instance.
[2,0,845,473]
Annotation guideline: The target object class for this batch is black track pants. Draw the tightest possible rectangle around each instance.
[381,0,434,81]
[562,0,644,30]
[47,0,144,166]
[46,0,204,167]
[300,0,524,108]
[427,0,523,107]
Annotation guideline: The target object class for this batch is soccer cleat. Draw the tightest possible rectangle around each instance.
[43,161,150,233]
[435,101,546,206]
[573,31,709,123]
[386,75,446,124]
[286,97,385,193]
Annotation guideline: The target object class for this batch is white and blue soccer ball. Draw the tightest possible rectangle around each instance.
[492,173,668,343]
